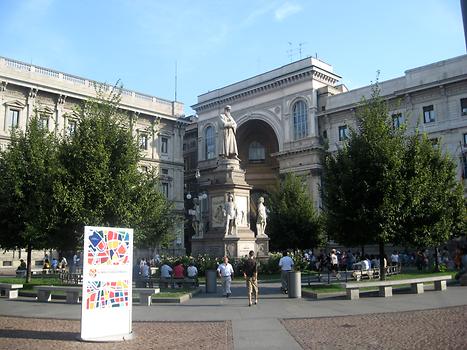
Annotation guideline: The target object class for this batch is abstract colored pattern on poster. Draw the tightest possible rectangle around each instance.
[87,229,130,265]
[86,281,129,310]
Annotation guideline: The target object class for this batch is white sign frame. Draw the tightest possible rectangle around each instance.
[80,226,133,342]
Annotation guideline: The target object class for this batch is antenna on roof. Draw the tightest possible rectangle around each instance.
[298,42,306,59]
[174,60,178,102]
[287,42,293,62]
[287,42,307,62]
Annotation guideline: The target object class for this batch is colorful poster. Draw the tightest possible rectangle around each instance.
[80,226,133,341]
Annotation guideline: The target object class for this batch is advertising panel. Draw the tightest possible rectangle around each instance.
[80,226,133,341]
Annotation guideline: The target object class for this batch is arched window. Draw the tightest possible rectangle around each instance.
[205,126,215,159]
[293,100,308,140]
[248,141,265,162]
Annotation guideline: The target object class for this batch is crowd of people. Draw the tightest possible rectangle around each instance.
[298,246,467,281]
[133,257,200,288]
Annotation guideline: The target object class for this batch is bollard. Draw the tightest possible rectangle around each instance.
[205,269,217,293]
[288,271,302,298]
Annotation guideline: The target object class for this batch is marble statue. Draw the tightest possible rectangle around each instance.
[256,196,268,237]
[219,105,238,159]
[224,193,237,236]
[192,197,203,237]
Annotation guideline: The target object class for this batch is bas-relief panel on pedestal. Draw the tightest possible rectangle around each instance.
[235,196,248,227]
[211,196,225,228]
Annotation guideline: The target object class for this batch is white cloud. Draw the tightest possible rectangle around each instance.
[274,2,302,21]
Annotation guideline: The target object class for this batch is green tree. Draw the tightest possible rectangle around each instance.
[398,132,466,269]
[323,83,466,278]
[268,173,324,251]
[0,115,60,281]
[54,85,175,250]
[323,84,406,280]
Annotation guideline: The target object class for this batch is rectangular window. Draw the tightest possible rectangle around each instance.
[2,261,12,267]
[423,105,435,123]
[463,133,467,146]
[161,182,169,198]
[67,120,77,136]
[139,133,148,150]
[392,113,404,129]
[161,168,169,175]
[8,109,19,128]
[40,115,49,129]
[161,137,168,153]
[429,138,439,148]
[461,98,467,116]
[338,125,349,141]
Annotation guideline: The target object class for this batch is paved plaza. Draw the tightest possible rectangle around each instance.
[0,282,466,349]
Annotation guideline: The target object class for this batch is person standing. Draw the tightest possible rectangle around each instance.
[279,251,294,294]
[141,261,150,287]
[243,250,258,306]
[217,256,234,297]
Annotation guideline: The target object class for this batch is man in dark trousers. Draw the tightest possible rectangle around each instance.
[243,250,258,307]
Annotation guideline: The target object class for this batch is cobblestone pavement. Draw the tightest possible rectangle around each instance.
[282,305,467,350]
[0,317,233,350]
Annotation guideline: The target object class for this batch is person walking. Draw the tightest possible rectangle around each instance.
[217,256,234,297]
[279,251,294,294]
[243,250,258,306]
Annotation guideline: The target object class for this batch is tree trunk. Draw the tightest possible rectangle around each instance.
[379,241,386,281]
[361,245,365,257]
[26,243,32,283]
[434,247,440,272]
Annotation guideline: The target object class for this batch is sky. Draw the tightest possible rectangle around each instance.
[0,0,465,115]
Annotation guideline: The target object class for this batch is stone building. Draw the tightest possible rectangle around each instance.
[319,54,467,197]
[186,55,467,247]
[0,56,186,271]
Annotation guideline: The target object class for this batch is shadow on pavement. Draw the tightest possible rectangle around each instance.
[0,329,78,341]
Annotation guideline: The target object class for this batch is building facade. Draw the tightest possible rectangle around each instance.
[187,55,467,241]
[0,56,186,271]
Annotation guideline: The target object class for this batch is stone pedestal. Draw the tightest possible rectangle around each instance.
[255,235,270,258]
[193,158,268,258]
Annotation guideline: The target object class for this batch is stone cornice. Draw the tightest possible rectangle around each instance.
[192,66,340,113]
[272,144,324,159]
[0,56,184,121]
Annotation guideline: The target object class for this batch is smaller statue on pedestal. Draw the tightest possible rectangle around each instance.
[192,198,204,238]
[256,196,268,237]
[224,193,237,236]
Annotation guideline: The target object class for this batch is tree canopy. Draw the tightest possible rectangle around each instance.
[0,86,176,265]
[268,173,324,251]
[323,83,466,278]
[54,86,176,249]
[0,115,60,280]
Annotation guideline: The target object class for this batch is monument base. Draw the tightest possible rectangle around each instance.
[255,235,270,258]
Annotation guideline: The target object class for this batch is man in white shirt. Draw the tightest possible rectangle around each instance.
[391,251,399,266]
[141,263,150,286]
[187,263,198,278]
[278,251,294,294]
[217,256,234,297]
[361,257,370,271]
[160,263,173,278]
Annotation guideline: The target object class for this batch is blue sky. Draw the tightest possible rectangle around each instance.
[0,0,465,115]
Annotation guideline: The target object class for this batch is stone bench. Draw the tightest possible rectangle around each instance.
[34,285,82,303]
[0,283,23,299]
[133,288,160,306]
[342,275,452,300]
[34,285,160,306]
[158,277,198,289]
